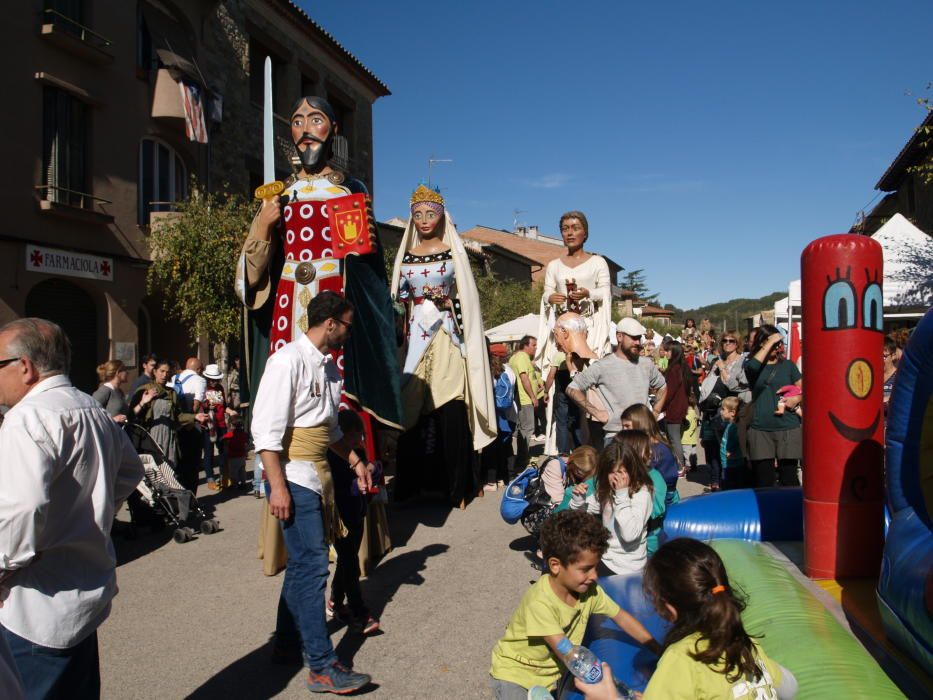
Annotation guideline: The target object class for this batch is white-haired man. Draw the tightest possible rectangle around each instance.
[0,318,143,699]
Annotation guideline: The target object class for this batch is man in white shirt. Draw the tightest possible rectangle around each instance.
[175,358,218,492]
[252,291,373,695]
[0,318,143,699]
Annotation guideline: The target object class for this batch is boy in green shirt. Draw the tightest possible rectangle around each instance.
[490,510,661,698]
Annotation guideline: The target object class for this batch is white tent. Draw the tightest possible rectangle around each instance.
[485,313,540,343]
[870,213,933,307]
[779,215,931,321]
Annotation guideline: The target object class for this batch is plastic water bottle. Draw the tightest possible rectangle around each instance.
[557,638,603,684]
[555,638,636,699]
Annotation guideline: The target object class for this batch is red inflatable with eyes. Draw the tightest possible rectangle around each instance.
[801,234,885,579]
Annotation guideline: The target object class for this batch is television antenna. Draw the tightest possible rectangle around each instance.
[427,155,452,187]
[512,208,527,229]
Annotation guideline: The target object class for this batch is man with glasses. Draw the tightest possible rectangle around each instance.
[0,318,143,698]
[251,291,375,694]
[567,317,668,444]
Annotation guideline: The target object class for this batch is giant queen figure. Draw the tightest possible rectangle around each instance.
[390,185,497,507]
[235,95,402,452]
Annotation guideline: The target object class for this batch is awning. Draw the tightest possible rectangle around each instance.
[141,2,203,84]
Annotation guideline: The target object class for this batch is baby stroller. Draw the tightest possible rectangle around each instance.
[124,423,220,544]
[499,456,567,536]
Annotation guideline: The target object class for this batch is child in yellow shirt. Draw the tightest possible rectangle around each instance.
[640,539,796,699]
[490,510,660,698]
[681,397,700,472]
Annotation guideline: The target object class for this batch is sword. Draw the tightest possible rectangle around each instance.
[254,56,283,201]
[263,56,274,185]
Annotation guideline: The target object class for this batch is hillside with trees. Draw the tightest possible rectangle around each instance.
[664,292,786,331]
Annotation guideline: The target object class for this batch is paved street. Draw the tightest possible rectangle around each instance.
[101,464,706,699]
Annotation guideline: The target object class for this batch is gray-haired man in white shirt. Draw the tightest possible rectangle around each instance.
[0,318,143,699]
[252,291,374,695]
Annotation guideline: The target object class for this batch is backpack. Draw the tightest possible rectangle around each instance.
[172,373,194,406]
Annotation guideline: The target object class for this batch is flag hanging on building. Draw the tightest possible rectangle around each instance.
[179,81,208,144]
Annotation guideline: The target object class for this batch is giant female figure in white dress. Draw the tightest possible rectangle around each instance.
[390,185,496,506]
[535,210,613,453]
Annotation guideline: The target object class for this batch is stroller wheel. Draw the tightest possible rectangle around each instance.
[200,519,219,535]
[173,528,190,544]
[183,526,197,540]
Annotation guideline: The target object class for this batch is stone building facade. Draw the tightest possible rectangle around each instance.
[4,0,387,391]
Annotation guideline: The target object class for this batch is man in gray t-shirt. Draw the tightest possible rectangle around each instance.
[567,317,668,440]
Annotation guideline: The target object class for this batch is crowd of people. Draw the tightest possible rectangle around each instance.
[92,354,250,497]
[0,87,919,700]
[486,319,806,498]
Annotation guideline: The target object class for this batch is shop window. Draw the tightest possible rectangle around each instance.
[42,86,88,207]
[138,138,187,225]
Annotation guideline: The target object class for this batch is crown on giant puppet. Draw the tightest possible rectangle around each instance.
[410,184,445,207]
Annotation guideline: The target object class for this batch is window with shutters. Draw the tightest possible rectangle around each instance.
[138,138,188,225]
[42,86,88,207]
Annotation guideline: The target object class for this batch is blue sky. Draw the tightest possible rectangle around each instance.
[300,1,933,308]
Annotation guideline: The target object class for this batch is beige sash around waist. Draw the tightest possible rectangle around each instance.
[282,425,347,543]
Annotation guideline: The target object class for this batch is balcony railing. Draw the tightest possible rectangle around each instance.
[35,185,114,224]
[42,9,112,50]
[35,184,111,208]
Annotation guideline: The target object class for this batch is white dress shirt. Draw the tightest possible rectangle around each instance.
[0,375,143,648]
[251,334,343,494]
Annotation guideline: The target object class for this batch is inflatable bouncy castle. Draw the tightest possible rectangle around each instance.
[567,237,932,699]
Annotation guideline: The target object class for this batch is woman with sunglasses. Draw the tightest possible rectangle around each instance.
[744,325,802,488]
[700,332,748,489]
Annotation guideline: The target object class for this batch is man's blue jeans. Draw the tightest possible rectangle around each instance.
[2,627,99,700]
[265,481,335,670]
[201,429,217,483]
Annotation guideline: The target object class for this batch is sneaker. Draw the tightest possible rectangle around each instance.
[483,482,498,491]
[306,661,371,694]
[252,489,262,499]
[326,599,350,621]
[348,614,380,635]
[524,550,546,572]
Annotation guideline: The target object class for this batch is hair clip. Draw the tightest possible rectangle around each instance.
[711,584,726,595]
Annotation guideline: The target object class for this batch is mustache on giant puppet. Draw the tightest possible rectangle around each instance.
[290,96,337,172]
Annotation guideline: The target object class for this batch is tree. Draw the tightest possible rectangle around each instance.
[473,271,543,330]
[147,186,255,344]
[907,85,933,185]
[621,268,658,304]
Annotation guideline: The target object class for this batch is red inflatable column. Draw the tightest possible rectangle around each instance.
[801,234,885,578]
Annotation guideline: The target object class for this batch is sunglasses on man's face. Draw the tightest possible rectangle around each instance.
[722,339,737,344]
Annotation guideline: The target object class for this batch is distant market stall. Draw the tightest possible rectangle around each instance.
[484,313,540,343]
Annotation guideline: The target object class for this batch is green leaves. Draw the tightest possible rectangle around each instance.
[473,272,543,329]
[147,186,256,343]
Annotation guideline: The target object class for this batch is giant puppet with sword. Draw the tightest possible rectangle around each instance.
[236,60,402,440]
[236,63,402,580]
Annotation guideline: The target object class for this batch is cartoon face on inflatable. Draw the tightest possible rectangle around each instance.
[801,234,885,579]
[820,265,885,443]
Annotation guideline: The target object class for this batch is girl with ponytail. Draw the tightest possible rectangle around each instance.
[640,538,798,699]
